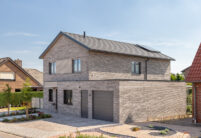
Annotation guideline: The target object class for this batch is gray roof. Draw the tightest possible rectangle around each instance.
[40,32,174,60]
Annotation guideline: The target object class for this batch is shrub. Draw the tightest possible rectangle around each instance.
[132,127,140,131]
[148,124,153,128]
[160,130,168,135]
[2,118,9,122]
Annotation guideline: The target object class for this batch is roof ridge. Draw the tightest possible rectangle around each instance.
[64,32,139,46]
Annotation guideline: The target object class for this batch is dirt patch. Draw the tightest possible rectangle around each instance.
[51,132,116,138]
[100,124,190,138]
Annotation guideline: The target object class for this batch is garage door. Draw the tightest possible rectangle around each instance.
[92,91,113,122]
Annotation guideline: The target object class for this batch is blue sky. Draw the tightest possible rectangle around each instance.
[0,0,201,73]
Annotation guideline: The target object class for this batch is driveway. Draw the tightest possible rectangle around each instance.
[0,110,116,138]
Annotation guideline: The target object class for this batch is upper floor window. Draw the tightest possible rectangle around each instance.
[49,62,56,74]
[0,72,15,80]
[132,62,141,74]
[72,59,81,73]
[63,90,73,105]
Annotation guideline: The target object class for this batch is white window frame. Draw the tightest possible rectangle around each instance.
[0,72,15,80]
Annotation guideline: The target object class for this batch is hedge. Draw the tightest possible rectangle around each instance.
[0,91,43,107]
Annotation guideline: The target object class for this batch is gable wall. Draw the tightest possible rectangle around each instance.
[43,35,89,82]
[0,61,38,92]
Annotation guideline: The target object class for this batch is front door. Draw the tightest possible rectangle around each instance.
[81,90,88,118]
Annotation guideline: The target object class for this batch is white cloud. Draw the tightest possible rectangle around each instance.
[34,41,49,45]
[4,32,39,37]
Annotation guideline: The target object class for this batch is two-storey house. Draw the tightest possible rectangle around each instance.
[40,32,186,123]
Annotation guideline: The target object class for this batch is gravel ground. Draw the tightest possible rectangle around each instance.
[99,124,189,138]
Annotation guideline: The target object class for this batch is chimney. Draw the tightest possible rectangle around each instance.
[83,31,86,38]
[14,59,22,67]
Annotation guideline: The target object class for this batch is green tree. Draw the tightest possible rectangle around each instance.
[171,74,176,81]
[171,73,184,81]
[21,78,32,118]
[3,84,12,116]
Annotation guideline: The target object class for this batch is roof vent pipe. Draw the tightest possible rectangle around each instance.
[83,31,86,38]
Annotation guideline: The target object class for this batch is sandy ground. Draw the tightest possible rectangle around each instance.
[100,124,190,138]
[0,131,22,138]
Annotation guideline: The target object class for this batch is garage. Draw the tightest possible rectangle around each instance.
[92,91,113,122]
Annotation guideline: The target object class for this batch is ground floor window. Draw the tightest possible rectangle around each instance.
[63,90,73,105]
[49,89,53,102]
[15,89,21,92]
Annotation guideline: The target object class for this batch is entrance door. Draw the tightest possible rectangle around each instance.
[81,90,88,118]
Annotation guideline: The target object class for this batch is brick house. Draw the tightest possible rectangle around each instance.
[186,43,201,123]
[182,66,191,79]
[40,32,186,123]
[0,57,42,92]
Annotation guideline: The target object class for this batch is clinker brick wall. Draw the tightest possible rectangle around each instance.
[44,80,186,123]
[119,81,186,123]
[44,36,171,82]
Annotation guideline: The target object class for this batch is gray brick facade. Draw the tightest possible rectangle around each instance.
[41,33,186,123]
[43,35,170,81]
[43,80,186,123]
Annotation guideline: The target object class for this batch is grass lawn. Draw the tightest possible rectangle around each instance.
[1,106,26,111]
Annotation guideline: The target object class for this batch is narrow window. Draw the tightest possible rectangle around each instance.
[49,62,56,74]
[132,62,141,74]
[72,59,81,73]
[63,90,73,105]
[49,89,53,102]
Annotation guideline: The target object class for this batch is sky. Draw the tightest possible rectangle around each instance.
[0,0,201,73]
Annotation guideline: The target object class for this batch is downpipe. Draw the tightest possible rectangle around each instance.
[193,83,197,124]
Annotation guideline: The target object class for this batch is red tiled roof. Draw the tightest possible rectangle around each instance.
[186,43,201,82]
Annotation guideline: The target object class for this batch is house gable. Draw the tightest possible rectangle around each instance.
[0,59,41,92]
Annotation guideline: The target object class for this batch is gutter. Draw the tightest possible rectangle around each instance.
[193,83,197,124]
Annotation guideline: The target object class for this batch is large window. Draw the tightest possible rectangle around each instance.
[49,62,56,74]
[131,62,141,74]
[0,72,15,80]
[63,90,73,105]
[49,89,53,102]
[72,59,81,73]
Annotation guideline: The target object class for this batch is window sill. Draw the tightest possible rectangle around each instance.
[0,79,15,81]
[64,103,73,106]
[131,73,141,76]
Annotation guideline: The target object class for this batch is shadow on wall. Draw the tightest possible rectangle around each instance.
[125,114,134,124]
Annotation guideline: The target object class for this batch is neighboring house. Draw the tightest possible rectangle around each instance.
[182,66,191,79]
[40,32,186,123]
[24,68,43,85]
[186,44,201,123]
[0,57,42,92]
